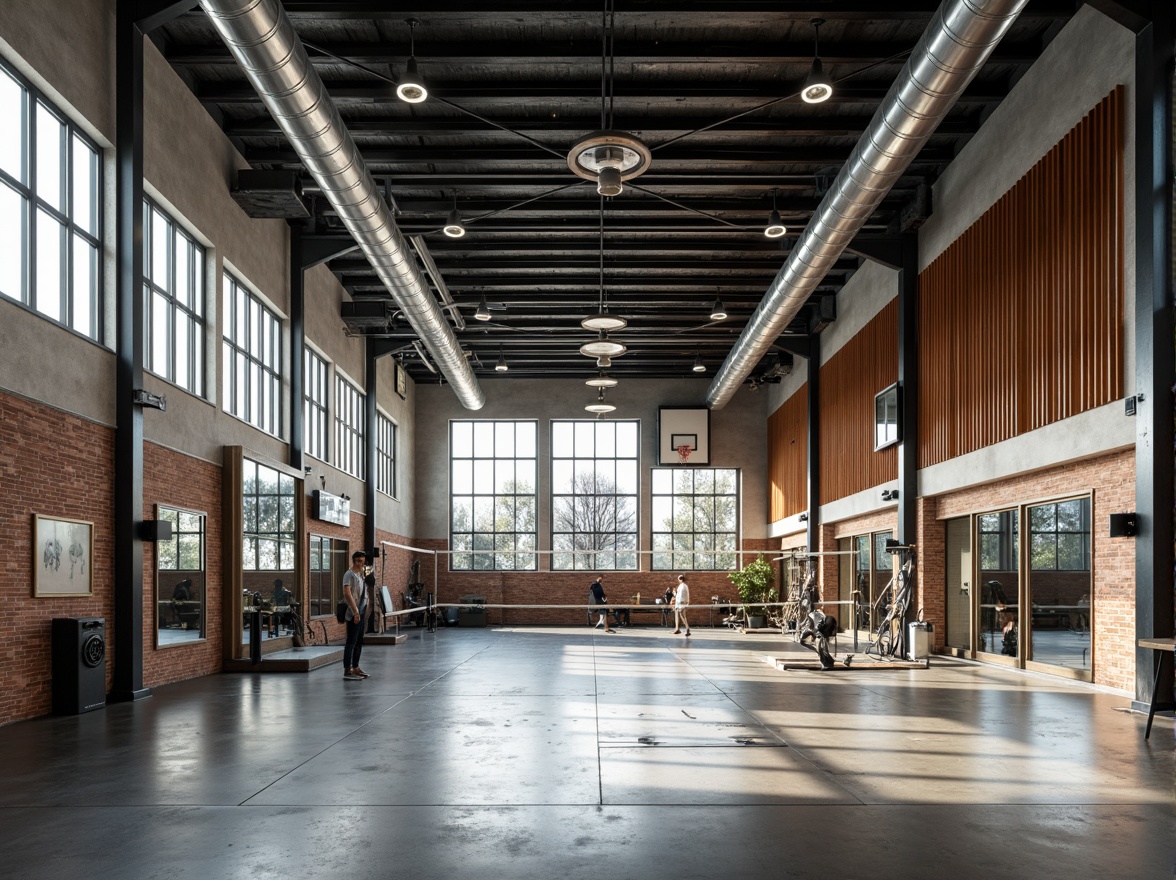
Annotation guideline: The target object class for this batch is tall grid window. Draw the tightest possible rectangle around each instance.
[651,467,739,570]
[450,420,537,570]
[0,62,102,339]
[376,411,397,498]
[242,459,296,571]
[335,375,365,479]
[223,273,281,436]
[144,198,205,394]
[1029,498,1090,570]
[979,510,1019,571]
[303,348,329,461]
[551,420,638,570]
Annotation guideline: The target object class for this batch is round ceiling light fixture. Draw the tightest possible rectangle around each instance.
[579,334,628,358]
[581,311,628,332]
[443,207,466,238]
[567,131,652,196]
[585,389,616,414]
[764,189,787,239]
[396,19,428,103]
[801,18,833,105]
[586,373,618,388]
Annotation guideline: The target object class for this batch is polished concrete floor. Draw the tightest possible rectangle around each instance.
[1,627,1172,879]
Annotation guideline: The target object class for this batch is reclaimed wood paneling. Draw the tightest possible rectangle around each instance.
[919,88,1124,467]
[767,383,808,521]
[818,301,898,504]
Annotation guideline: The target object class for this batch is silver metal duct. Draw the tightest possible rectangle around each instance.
[706,0,1028,409]
[200,0,485,410]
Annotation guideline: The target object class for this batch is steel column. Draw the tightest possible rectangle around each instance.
[806,334,820,553]
[289,224,305,471]
[111,3,150,704]
[897,232,919,546]
[1131,1,1175,712]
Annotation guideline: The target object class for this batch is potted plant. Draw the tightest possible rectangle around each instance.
[729,554,777,629]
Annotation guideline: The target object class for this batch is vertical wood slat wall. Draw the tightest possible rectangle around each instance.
[919,88,1124,467]
[818,300,899,504]
[767,382,808,521]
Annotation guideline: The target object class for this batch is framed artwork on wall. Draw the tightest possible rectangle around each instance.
[33,514,93,597]
[395,362,407,398]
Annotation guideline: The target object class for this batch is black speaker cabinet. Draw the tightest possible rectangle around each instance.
[52,617,107,715]
[1108,513,1137,538]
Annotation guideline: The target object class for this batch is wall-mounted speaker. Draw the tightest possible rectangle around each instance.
[1108,513,1137,537]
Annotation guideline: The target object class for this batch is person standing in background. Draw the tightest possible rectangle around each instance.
[673,574,691,637]
[589,574,616,633]
[342,551,370,680]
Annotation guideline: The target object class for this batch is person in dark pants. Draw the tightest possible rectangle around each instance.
[343,551,369,680]
[589,575,615,633]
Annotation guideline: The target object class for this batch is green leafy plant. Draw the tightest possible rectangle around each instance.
[728,554,776,619]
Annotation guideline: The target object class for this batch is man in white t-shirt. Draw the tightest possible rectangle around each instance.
[672,574,691,637]
[342,551,369,680]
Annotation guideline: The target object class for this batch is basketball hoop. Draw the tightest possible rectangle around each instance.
[676,444,693,465]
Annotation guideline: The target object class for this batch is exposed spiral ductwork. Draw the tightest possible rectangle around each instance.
[200,0,484,410]
[706,0,1028,409]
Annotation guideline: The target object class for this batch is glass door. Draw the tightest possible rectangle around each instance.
[976,509,1019,661]
[943,517,971,653]
[1025,497,1092,680]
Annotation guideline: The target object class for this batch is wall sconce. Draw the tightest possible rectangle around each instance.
[881,489,899,501]
[319,475,326,491]
[798,512,809,522]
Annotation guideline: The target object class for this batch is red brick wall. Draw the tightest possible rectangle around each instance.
[142,442,223,688]
[931,449,1135,690]
[411,538,766,626]
[0,392,115,725]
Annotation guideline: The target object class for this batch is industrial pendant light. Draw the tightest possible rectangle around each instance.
[582,201,629,332]
[474,296,491,321]
[692,354,706,373]
[710,299,728,321]
[443,192,466,238]
[764,189,787,239]
[580,332,627,359]
[495,345,509,372]
[396,19,428,103]
[801,18,833,104]
[585,388,616,414]
[586,372,618,388]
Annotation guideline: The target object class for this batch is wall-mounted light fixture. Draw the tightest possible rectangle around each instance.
[881,488,899,501]
[798,512,809,522]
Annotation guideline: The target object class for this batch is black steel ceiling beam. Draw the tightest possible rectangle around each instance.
[243,145,956,166]
[224,115,980,138]
[196,80,1010,105]
[168,38,1043,67]
[265,0,1074,17]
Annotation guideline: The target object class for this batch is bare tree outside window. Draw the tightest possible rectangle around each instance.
[651,467,739,570]
[552,420,639,570]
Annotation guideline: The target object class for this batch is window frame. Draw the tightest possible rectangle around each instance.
[222,272,282,437]
[650,466,740,571]
[143,197,206,395]
[0,61,103,341]
[334,373,365,479]
[449,419,538,571]
[550,419,639,571]
[303,347,329,462]
[1029,496,1091,571]
[376,409,397,499]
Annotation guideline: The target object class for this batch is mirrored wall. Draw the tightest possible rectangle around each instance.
[155,505,206,646]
